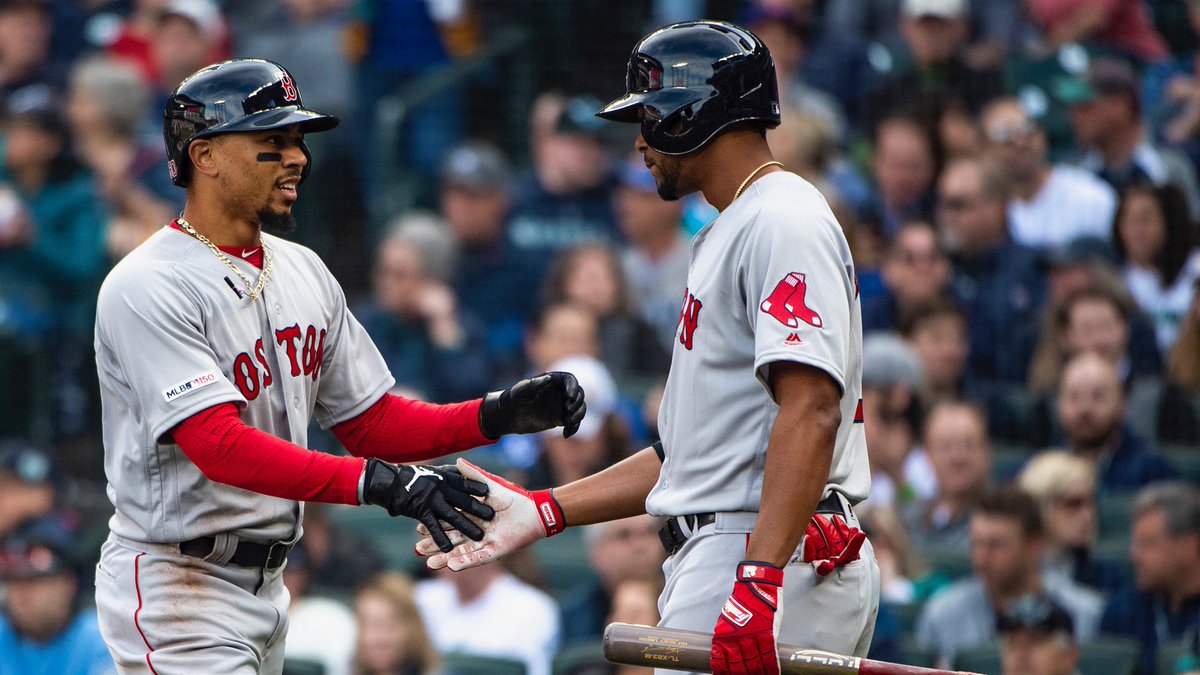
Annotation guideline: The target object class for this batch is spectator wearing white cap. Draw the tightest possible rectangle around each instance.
[861,333,936,509]
[526,354,630,489]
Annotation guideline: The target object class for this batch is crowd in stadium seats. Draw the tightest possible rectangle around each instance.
[3,0,1200,673]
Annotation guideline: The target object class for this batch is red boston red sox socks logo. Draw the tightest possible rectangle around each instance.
[761,272,822,328]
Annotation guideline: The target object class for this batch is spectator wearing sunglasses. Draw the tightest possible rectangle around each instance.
[980,97,1117,251]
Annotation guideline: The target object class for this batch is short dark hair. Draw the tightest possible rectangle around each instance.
[975,487,1044,538]
[898,297,966,339]
[1057,284,1130,330]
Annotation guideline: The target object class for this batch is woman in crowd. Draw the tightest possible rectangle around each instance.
[1112,182,1200,353]
[353,573,441,675]
[1017,450,1125,596]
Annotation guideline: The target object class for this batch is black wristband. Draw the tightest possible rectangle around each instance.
[652,441,665,463]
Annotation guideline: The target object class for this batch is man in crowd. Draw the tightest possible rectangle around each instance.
[997,595,1081,675]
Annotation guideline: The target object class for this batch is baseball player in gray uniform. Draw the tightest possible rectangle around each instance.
[416,21,880,675]
[92,59,585,675]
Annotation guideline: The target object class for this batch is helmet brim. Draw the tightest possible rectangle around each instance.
[596,89,706,124]
[199,106,340,138]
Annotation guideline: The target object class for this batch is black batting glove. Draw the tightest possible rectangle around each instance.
[478,371,587,440]
[361,460,495,552]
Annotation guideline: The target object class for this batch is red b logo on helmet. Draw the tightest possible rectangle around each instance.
[280,74,298,102]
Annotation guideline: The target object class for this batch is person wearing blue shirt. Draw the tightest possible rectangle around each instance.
[1100,483,1200,675]
[0,517,115,675]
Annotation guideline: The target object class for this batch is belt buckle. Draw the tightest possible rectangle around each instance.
[265,541,290,570]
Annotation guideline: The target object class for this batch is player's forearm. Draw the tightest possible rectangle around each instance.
[554,446,660,526]
[746,393,839,567]
[747,418,836,565]
[331,393,492,461]
[175,403,364,504]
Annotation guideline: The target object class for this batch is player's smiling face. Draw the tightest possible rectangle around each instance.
[213,125,307,224]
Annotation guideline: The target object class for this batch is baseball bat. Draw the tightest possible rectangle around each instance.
[603,623,981,675]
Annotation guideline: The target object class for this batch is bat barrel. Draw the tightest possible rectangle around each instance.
[602,623,981,675]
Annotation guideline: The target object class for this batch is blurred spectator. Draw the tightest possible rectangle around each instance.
[1063,57,1200,219]
[559,514,665,647]
[823,0,1022,70]
[0,0,62,101]
[1055,352,1178,493]
[1027,284,1197,445]
[1113,182,1200,353]
[1141,1,1200,147]
[898,298,970,408]
[937,154,1046,384]
[902,399,992,553]
[101,0,170,83]
[151,0,229,97]
[295,503,384,595]
[283,546,356,675]
[863,220,952,333]
[605,576,661,630]
[484,302,601,475]
[65,55,175,260]
[1167,278,1200,401]
[1027,0,1168,63]
[540,245,671,388]
[415,563,559,675]
[526,354,629,489]
[353,572,439,675]
[749,7,847,141]
[861,332,936,508]
[1018,450,1127,595]
[440,141,540,375]
[769,108,873,216]
[859,505,949,604]
[507,92,621,279]
[996,594,1081,675]
[614,158,688,355]
[0,440,58,538]
[981,97,1118,249]
[915,488,1104,668]
[867,112,940,236]
[0,85,108,436]
[1101,482,1200,675]
[351,0,470,185]
[0,517,115,675]
[862,0,1004,133]
[355,213,491,403]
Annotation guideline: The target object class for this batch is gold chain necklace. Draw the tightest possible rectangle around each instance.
[733,161,785,202]
[176,218,274,301]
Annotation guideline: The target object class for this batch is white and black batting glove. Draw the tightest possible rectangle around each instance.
[479,371,587,439]
[361,459,494,552]
[414,458,564,570]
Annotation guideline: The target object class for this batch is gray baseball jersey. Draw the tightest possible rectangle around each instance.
[94,226,394,544]
[646,172,869,517]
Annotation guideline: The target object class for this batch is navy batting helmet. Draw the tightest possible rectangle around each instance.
[163,59,338,187]
[596,20,780,155]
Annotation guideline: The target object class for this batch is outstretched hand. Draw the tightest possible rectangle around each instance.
[414,458,564,570]
[478,371,587,439]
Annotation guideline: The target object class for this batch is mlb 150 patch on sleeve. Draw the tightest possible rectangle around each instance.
[163,372,220,402]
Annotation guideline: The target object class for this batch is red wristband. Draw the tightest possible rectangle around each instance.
[737,561,784,585]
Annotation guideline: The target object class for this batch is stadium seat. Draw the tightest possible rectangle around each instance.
[326,504,419,569]
[886,600,924,636]
[442,652,528,675]
[531,528,598,599]
[553,641,608,675]
[1157,639,1193,675]
[1161,445,1200,483]
[953,643,1001,675]
[897,636,936,669]
[1098,492,1137,540]
[1077,636,1141,675]
[920,546,972,580]
[281,657,326,675]
[991,443,1034,484]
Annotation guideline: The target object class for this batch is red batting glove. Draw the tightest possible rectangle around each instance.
[801,514,866,576]
[711,561,783,675]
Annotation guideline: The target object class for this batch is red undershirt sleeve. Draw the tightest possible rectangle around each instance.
[330,393,493,462]
[173,403,364,505]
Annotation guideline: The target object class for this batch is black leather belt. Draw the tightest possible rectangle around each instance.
[179,537,292,570]
[659,493,846,556]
